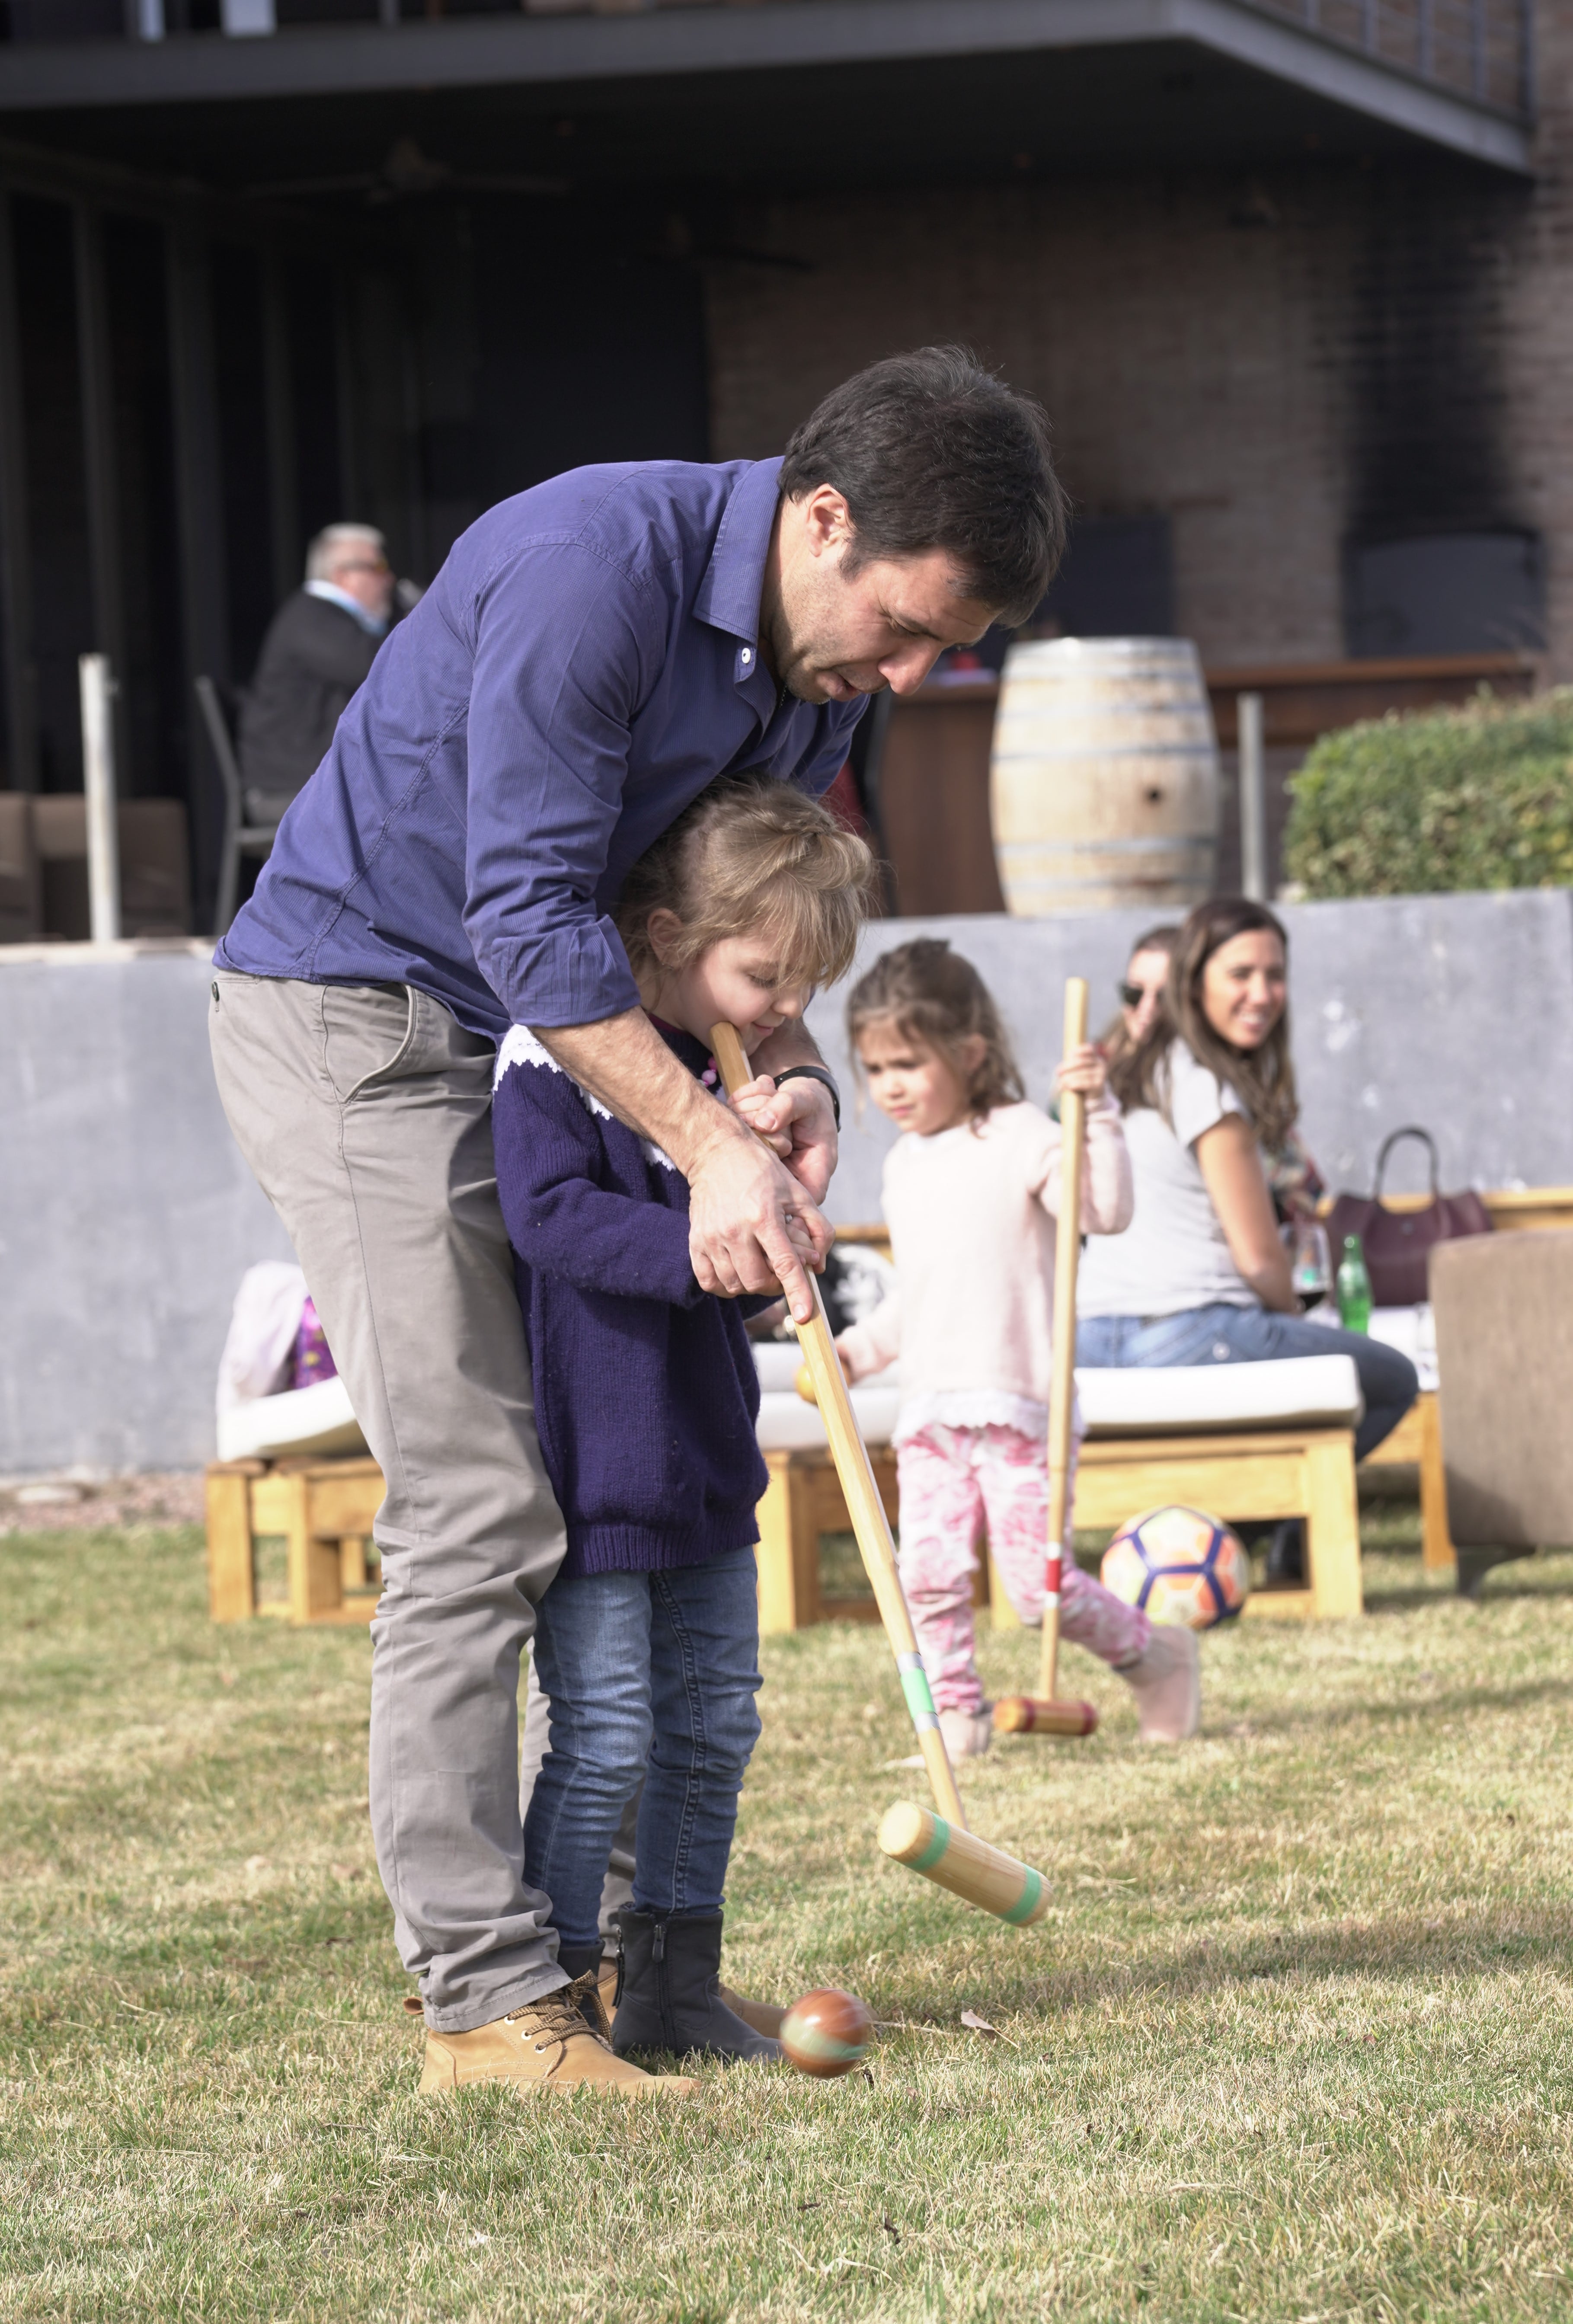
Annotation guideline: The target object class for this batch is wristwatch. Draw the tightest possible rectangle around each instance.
[769,1064,841,1132]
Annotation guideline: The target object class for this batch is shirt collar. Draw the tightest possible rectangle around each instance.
[693,456,783,652]
[305,578,388,638]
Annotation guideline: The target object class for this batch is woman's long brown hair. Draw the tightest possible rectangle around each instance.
[1107,897,1298,1148]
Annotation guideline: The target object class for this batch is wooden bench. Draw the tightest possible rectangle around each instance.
[210,1192,1573,1627]
[755,1425,1364,1630]
[1359,1390,1454,1572]
[205,1456,383,1625]
[756,1444,996,1634]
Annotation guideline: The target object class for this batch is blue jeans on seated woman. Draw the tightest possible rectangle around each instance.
[1076,1304,1418,1464]
[523,1545,763,1955]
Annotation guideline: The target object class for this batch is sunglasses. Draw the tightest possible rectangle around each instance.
[1119,981,1166,1007]
[336,558,391,577]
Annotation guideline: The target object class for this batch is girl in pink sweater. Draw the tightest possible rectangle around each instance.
[836,940,1202,1756]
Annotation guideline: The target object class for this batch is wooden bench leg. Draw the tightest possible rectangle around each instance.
[1304,1430,1363,1618]
[757,1451,822,1633]
[205,1467,256,1622]
[285,1473,344,1625]
[1418,1392,1457,1573]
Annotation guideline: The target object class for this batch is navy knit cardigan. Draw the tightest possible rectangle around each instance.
[492,1020,769,1578]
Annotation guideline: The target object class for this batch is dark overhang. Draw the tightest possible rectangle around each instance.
[0,0,1533,193]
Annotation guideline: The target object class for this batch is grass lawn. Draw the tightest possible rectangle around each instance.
[3,1511,1572,2322]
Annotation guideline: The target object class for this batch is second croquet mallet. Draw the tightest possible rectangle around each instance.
[712,1022,1049,1927]
[992,975,1100,1742]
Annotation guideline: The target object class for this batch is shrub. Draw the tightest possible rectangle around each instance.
[1283,687,1573,899]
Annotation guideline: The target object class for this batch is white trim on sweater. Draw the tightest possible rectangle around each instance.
[494,1022,676,1170]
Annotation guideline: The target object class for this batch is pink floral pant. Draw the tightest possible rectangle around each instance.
[895,1422,1151,1714]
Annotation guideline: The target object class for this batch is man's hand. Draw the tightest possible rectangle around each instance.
[535,1009,833,1324]
[743,1019,841,1204]
[687,1123,832,1323]
[728,1072,839,1203]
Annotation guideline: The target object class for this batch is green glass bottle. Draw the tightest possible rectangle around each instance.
[1336,1232,1373,1334]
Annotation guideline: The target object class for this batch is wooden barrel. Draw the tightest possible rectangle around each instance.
[989,637,1220,916]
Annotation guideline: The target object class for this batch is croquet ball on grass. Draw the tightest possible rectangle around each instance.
[779,1988,874,2078]
[1100,1503,1250,1628]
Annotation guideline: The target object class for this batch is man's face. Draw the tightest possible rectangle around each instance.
[329,544,396,623]
[765,487,999,706]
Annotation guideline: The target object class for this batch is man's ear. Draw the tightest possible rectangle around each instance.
[800,484,856,560]
[645,907,684,968]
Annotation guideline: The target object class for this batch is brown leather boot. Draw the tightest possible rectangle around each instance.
[416,1975,696,2097]
[597,1960,785,2040]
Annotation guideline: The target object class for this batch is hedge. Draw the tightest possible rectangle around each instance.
[1282,687,1573,899]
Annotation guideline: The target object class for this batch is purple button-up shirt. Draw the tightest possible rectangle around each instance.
[218,457,864,1039]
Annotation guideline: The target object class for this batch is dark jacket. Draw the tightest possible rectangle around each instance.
[491,1019,769,1578]
[238,590,383,815]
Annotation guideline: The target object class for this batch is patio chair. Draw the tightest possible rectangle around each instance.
[196,674,278,937]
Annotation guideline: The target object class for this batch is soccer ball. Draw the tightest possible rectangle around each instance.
[1100,1505,1250,1630]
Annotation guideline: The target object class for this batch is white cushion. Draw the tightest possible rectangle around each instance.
[1076,1354,1363,1437]
[215,1374,369,1463]
[755,1362,902,1452]
[752,1341,809,1394]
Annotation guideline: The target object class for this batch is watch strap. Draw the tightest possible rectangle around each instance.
[769,1063,841,1131]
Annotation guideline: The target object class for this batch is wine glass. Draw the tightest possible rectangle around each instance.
[1281,1219,1332,1311]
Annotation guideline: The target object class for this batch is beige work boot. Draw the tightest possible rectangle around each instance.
[416,1975,696,2097]
[938,1705,994,1762]
[1120,1625,1201,1742]
[597,1958,786,2040]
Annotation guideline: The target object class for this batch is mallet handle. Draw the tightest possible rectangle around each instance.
[1040,978,1090,1709]
[711,1022,967,1831]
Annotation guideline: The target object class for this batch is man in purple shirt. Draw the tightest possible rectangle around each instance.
[209,346,1065,2096]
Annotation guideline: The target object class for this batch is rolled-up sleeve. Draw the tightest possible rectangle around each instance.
[462,540,664,1029]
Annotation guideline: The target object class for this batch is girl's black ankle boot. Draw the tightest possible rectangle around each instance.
[611,1907,781,2065]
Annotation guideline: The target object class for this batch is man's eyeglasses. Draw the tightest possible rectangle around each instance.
[1119,981,1166,1008]
[336,559,391,578]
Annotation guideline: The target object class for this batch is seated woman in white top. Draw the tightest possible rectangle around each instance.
[1077,898,1418,1572]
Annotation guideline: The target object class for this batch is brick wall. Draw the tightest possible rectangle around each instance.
[705,0,1571,678]
[1500,0,1573,686]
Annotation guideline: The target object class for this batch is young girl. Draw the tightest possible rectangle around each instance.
[492,772,874,2067]
[836,939,1202,1752]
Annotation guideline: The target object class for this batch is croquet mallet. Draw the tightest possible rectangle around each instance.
[993,976,1100,1742]
[712,1021,1049,1927]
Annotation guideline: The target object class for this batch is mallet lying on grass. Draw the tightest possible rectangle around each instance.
[713,1021,1049,1928]
[992,976,1100,1743]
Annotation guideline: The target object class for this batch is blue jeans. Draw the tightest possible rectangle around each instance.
[1077,1304,1419,1464]
[523,1546,763,1952]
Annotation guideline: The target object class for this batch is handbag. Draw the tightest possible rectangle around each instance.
[1324,1126,1491,1308]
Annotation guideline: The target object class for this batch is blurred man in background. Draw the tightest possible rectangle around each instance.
[239,523,396,822]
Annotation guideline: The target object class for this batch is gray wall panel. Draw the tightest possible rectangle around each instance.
[0,945,292,1477]
[4,891,1570,1474]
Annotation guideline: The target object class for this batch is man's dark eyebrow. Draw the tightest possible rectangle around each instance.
[880,599,944,643]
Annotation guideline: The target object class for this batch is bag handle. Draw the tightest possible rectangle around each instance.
[1373,1124,1440,1202]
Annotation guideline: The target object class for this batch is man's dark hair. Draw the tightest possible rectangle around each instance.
[777,345,1067,625]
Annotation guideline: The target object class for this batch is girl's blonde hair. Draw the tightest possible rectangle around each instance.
[617,770,877,988]
[844,938,1023,1128]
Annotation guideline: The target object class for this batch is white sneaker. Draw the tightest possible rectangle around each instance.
[1120,1626,1201,1742]
[938,1706,994,1761]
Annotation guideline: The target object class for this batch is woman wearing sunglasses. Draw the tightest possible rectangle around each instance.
[1077,896,1417,1581]
[1106,924,1180,1062]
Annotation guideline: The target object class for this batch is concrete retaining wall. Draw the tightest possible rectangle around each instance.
[4,890,1571,1475]
[0,942,292,1479]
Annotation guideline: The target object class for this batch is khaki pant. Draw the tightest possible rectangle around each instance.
[209,971,569,2031]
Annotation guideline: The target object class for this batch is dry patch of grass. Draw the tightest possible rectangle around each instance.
[2,1518,1571,2321]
